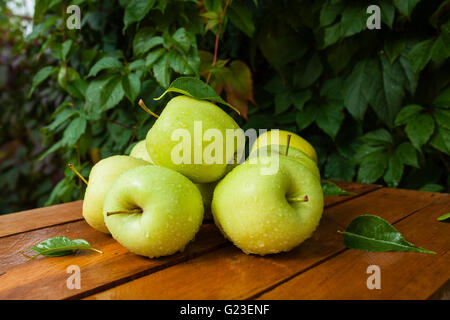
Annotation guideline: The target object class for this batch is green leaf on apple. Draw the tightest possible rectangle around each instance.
[437,213,450,222]
[321,181,355,196]
[20,236,102,260]
[154,77,241,115]
[338,215,435,254]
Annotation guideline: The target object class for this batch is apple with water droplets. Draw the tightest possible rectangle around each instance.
[82,155,149,233]
[212,154,324,255]
[103,165,204,258]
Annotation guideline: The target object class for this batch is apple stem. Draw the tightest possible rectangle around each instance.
[138,99,159,119]
[68,163,88,185]
[287,195,309,203]
[285,134,292,156]
[106,208,143,216]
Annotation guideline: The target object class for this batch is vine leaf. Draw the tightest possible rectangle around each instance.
[19,236,102,260]
[338,215,435,254]
[321,181,355,196]
[437,213,450,222]
[154,77,240,115]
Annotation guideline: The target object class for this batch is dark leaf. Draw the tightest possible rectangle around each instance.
[339,214,435,253]
[155,77,240,114]
[321,181,355,196]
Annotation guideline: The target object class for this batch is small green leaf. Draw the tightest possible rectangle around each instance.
[395,142,419,168]
[20,236,102,260]
[405,113,435,149]
[122,73,141,103]
[171,28,193,53]
[295,53,323,89]
[437,213,450,222]
[62,117,87,147]
[408,39,434,74]
[61,39,73,62]
[343,59,371,120]
[168,51,195,75]
[29,66,55,97]
[379,0,395,28]
[394,104,424,126]
[127,59,146,72]
[291,90,312,111]
[152,53,171,88]
[146,48,166,68]
[228,1,255,37]
[133,29,164,56]
[124,0,156,31]
[339,214,435,253]
[433,87,450,109]
[88,57,122,78]
[430,127,450,155]
[100,76,125,111]
[361,129,393,145]
[357,152,388,184]
[274,92,292,115]
[321,181,355,197]
[434,109,450,129]
[154,77,240,114]
[319,2,343,27]
[296,103,318,130]
[324,153,356,182]
[315,103,344,139]
[383,153,404,187]
[420,184,444,193]
[393,0,420,18]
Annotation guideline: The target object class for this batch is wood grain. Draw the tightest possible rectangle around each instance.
[323,180,381,208]
[324,187,442,227]
[0,222,227,300]
[257,194,450,299]
[0,201,83,238]
[85,188,439,300]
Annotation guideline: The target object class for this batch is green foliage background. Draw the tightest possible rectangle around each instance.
[0,0,449,214]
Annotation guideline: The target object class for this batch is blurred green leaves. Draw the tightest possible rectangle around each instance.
[4,0,449,214]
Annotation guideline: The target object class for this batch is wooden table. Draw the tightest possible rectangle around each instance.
[0,181,449,300]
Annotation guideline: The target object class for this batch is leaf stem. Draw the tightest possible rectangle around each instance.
[68,163,88,185]
[138,99,159,118]
[206,0,230,84]
[285,134,292,156]
[287,195,309,203]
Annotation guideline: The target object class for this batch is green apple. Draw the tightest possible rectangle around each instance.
[130,140,153,163]
[82,155,149,233]
[103,165,204,258]
[146,95,242,183]
[251,130,318,163]
[212,154,324,255]
[249,144,320,180]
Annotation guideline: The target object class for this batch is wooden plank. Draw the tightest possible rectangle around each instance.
[257,194,450,299]
[324,187,442,227]
[85,189,440,300]
[0,182,381,300]
[0,222,227,300]
[323,180,381,208]
[0,201,83,238]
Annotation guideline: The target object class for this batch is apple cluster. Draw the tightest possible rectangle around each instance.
[82,95,324,258]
